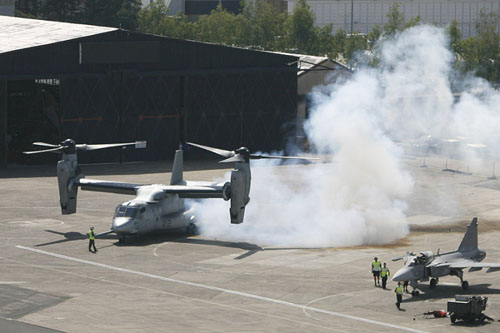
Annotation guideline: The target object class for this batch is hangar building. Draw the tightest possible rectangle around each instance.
[0,16,298,166]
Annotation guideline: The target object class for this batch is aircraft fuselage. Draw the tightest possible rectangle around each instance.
[111,185,194,236]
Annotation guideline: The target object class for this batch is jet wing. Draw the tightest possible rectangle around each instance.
[76,178,144,195]
[430,260,500,272]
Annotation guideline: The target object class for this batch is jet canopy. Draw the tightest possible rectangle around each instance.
[407,251,434,266]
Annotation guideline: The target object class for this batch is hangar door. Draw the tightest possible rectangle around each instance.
[6,79,61,164]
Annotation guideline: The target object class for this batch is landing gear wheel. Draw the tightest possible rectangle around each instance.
[186,223,198,236]
[450,314,456,323]
[411,290,420,297]
[430,278,437,289]
[462,280,469,290]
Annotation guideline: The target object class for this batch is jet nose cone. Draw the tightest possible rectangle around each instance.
[112,217,136,234]
[392,267,414,282]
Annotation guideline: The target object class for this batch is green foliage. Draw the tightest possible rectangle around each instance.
[240,0,287,50]
[455,10,500,81]
[15,0,500,83]
[196,6,244,45]
[384,2,405,36]
[404,15,421,29]
[285,0,316,53]
[15,0,142,30]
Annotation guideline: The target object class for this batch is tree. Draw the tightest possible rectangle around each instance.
[137,0,169,35]
[285,0,316,53]
[196,5,242,45]
[83,0,142,30]
[16,0,141,30]
[238,0,286,50]
[384,2,405,36]
[459,9,500,81]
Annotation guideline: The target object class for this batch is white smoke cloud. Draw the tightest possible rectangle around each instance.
[193,25,500,247]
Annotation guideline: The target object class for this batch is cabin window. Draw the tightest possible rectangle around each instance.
[124,207,138,218]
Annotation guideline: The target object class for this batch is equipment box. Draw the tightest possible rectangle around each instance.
[447,295,487,323]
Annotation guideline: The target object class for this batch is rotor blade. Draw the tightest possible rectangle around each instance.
[187,142,234,158]
[76,141,146,151]
[219,154,246,163]
[249,154,319,161]
[32,142,60,148]
[23,146,64,154]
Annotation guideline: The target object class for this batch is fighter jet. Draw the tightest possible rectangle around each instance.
[391,217,500,296]
[24,139,316,241]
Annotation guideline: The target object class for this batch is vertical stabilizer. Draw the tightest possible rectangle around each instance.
[458,217,478,252]
[170,150,185,185]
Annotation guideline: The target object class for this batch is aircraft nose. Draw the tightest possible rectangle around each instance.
[112,217,136,234]
[392,267,414,281]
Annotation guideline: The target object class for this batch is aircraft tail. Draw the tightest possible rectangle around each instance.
[457,217,478,252]
[170,149,185,185]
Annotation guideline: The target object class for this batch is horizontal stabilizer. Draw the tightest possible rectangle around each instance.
[486,267,500,273]
[469,267,482,272]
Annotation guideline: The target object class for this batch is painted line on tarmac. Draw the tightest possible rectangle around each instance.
[16,245,425,333]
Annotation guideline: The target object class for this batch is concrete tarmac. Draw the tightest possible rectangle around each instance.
[1,156,500,332]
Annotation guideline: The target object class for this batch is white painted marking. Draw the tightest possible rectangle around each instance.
[0,255,345,332]
[16,245,425,333]
[3,219,64,227]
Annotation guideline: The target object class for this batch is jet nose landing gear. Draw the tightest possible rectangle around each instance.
[462,280,469,290]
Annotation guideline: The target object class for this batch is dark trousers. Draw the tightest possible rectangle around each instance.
[382,276,388,289]
[89,239,97,252]
[396,294,402,308]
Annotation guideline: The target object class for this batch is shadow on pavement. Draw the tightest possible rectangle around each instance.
[402,283,500,304]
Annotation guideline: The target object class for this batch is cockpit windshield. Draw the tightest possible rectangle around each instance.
[115,206,138,218]
[407,255,427,267]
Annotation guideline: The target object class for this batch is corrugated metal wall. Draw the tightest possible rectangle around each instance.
[57,68,296,163]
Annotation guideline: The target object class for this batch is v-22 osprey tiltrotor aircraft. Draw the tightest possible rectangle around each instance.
[391,217,500,295]
[24,139,315,241]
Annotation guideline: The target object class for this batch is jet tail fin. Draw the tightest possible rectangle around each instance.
[170,149,185,185]
[457,217,478,252]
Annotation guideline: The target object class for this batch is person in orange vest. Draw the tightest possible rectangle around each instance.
[88,226,97,253]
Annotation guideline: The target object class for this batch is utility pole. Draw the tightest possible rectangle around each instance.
[350,0,354,34]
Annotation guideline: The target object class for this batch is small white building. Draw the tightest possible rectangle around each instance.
[273,53,352,145]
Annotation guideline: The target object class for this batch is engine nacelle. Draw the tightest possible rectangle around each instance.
[229,162,251,224]
[57,153,79,214]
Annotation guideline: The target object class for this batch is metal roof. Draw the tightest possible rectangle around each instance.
[0,15,117,54]
[268,51,350,76]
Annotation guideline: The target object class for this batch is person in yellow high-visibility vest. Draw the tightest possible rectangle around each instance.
[371,257,381,286]
[395,281,404,310]
[88,226,97,253]
[381,263,390,289]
